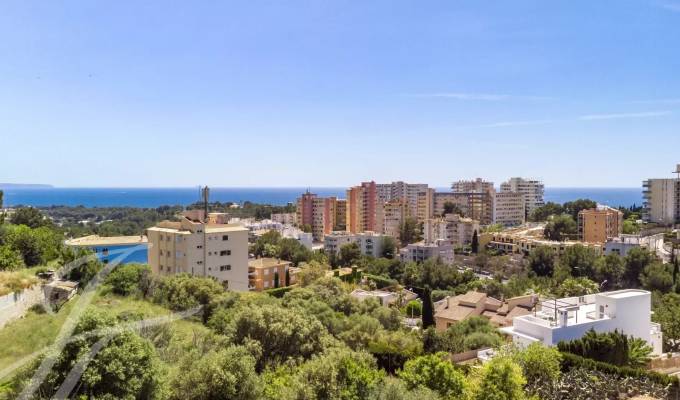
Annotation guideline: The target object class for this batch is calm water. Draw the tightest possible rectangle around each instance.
[1,186,643,208]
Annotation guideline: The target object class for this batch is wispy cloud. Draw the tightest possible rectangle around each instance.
[577,111,672,120]
[407,92,553,101]
[659,2,680,12]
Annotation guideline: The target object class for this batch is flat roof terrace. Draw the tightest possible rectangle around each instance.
[65,235,148,247]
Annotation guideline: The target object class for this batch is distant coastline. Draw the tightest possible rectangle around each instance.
[0,183,53,189]
[1,186,643,209]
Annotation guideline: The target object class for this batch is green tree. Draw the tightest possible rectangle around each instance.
[421,286,435,329]
[296,260,329,286]
[559,244,598,278]
[40,310,163,399]
[105,263,150,295]
[273,270,280,288]
[527,245,556,277]
[209,303,329,370]
[10,207,50,228]
[0,245,25,270]
[472,356,526,400]
[593,253,625,289]
[513,342,562,383]
[653,292,680,352]
[285,268,291,286]
[553,277,599,297]
[399,217,422,246]
[398,353,467,399]
[170,346,262,400]
[339,242,362,267]
[443,202,463,217]
[624,247,656,287]
[368,330,423,373]
[471,230,479,254]
[557,329,630,366]
[404,300,422,317]
[627,337,653,368]
[563,199,597,220]
[640,262,674,293]
[369,377,441,400]
[543,214,577,241]
[529,202,564,222]
[4,225,44,266]
[381,236,397,259]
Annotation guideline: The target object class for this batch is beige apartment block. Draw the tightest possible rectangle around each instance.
[433,192,493,225]
[578,206,623,244]
[416,188,435,222]
[452,178,495,196]
[500,177,545,216]
[383,198,410,240]
[642,176,680,225]
[493,192,526,227]
[423,214,479,247]
[146,211,250,291]
[248,257,298,291]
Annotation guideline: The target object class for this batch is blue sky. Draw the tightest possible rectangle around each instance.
[1,1,679,188]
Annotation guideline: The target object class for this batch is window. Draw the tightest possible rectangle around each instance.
[197,261,203,265]
[219,265,231,271]
[197,245,203,249]
[220,250,231,256]
[222,235,229,241]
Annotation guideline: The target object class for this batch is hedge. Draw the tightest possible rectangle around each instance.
[264,286,294,298]
[560,351,679,394]
[362,273,398,289]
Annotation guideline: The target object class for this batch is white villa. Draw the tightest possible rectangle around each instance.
[500,289,663,355]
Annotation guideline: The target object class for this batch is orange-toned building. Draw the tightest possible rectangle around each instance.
[346,181,383,234]
[248,258,297,291]
[296,191,345,241]
[578,206,623,244]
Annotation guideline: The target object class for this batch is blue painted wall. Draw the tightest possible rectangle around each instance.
[87,244,148,264]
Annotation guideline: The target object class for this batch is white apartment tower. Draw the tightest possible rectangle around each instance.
[500,177,545,217]
[642,165,680,225]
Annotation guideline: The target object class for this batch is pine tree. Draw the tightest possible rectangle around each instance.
[422,285,435,329]
[471,230,479,254]
[274,270,279,288]
[285,268,290,287]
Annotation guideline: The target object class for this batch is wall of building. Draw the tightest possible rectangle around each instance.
[0,284,44,329]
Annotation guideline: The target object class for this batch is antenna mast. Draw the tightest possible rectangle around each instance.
[201,186,210,222]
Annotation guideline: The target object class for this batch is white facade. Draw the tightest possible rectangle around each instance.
[324,231,387,258]
[500,177,545,216]
[501,289,663,356]
[493,192,526,227]
[399,239,455,265]
[642,178,679,225]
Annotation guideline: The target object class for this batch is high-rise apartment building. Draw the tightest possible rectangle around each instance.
[416,188,435,223]
[423,214,480,246]
[493,192,526,227]
[500,177,545,217]
[146,210,249,291]
[346,181,384,234]
[452,178,495,196]
[383,199,410,240]
[578,206,623,244]
[296,192,345,241]
[376,181,429,220]
[433,192,494,225]
[642,166,680,225]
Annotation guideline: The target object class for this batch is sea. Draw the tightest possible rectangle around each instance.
[0,187,644,209]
